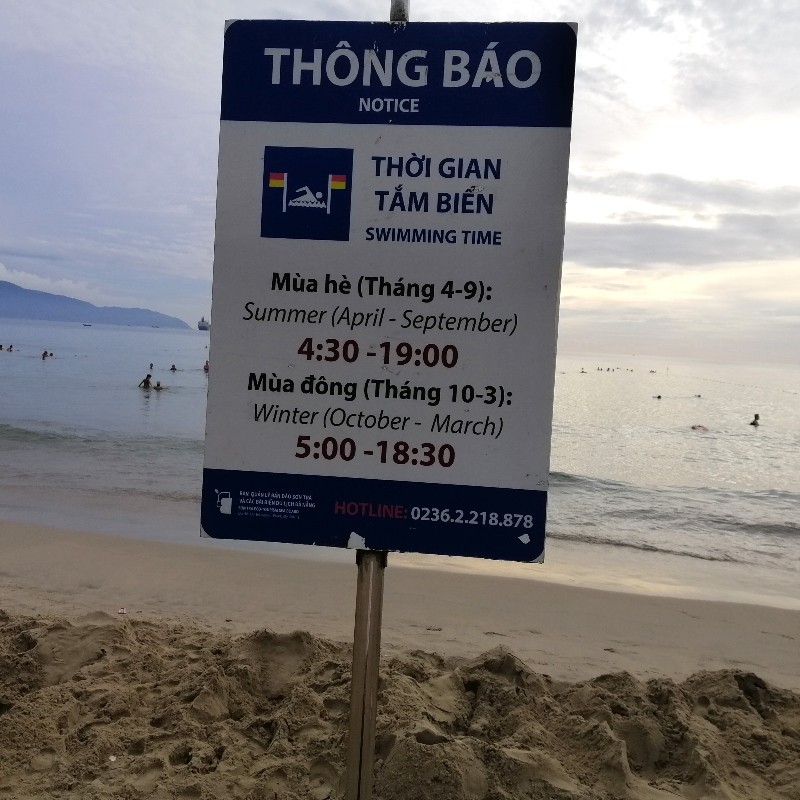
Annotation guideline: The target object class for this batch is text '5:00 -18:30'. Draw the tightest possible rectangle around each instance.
[294,436,455,466]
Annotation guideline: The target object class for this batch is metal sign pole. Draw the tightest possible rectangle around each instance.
[389,0,410,22]
[344,551,387,800]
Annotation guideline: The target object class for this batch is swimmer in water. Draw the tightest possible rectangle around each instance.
[154,381,168,391]
[169,364,177,371]
[204,360,209,372]
[41,351,48,359]
[749,413,760,427]
[138,374,153,389]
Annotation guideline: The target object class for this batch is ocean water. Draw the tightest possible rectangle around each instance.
[1,317,799,608]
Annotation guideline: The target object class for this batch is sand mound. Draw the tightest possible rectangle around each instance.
[0,608,798,799]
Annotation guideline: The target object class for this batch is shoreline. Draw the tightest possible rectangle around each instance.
[2,520,798,691]
[3,485,799,612]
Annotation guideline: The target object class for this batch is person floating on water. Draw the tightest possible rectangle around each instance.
[138,374,153,389]
[750,413,760,427]
[169,364,177,371]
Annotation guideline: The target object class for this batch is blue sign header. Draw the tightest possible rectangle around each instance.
[221,20,576,128]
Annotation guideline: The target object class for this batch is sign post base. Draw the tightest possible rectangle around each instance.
[344,550,388,800]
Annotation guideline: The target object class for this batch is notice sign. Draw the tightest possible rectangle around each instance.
[201,20,577,561]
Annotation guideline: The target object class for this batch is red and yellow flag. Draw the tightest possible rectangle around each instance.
[330,175,347,190]
[269,172,286,187]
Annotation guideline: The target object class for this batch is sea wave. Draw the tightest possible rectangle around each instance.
[108,485,201,504]
[546,531,745,563]
[550,470,800,504]
[548,469,800,567]
[550,472,800,521]
[0,421,204,452]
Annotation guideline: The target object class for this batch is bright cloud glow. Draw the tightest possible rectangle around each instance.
[565,190,719,229]
[612,114,800,186]
[562,260,800,309]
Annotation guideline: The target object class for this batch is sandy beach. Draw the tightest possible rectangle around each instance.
[1,521,799,799]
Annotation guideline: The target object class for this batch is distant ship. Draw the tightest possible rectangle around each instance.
[198,316,210,331]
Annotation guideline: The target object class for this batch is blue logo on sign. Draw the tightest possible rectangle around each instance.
[261,146,354,241]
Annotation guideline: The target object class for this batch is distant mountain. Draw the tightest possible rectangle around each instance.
[0,281,190,329]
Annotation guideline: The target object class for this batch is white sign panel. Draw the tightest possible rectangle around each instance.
[202,20,577,561]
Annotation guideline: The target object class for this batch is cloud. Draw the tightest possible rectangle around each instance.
[561,260,800,310]
[557,260,800,363]
[0,261,133,307]
[0,261,207,326]
[570,172,800,214]
[564,172,800,268]
[564,213,800,267]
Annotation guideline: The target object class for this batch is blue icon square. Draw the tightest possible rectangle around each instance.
[261,146,354,242]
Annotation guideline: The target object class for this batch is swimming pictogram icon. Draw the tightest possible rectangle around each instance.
[288,186,326,209]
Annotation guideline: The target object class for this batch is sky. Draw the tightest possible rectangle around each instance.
[0,0,798,363]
